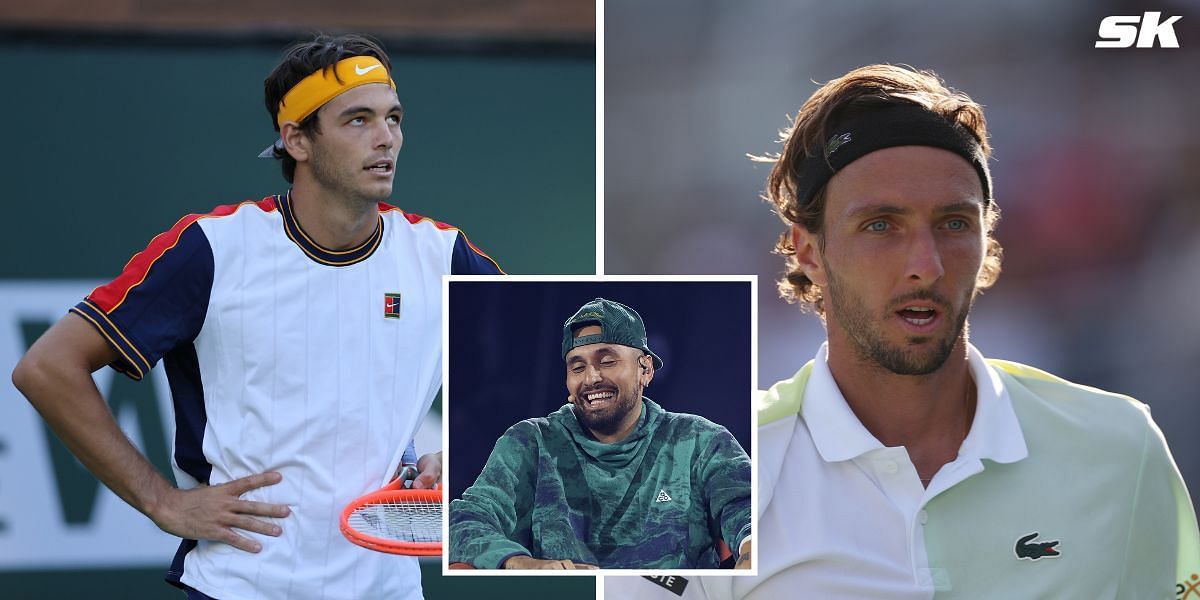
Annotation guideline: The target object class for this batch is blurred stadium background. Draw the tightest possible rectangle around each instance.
[0,1,593,598]
[606,0,1200,513]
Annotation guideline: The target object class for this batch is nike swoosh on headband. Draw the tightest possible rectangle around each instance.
[260,56,396,157]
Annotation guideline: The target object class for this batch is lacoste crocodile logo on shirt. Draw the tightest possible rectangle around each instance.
[1014,531,1060,560]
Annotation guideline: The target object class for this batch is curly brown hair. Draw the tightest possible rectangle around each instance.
[758,64,1003,314]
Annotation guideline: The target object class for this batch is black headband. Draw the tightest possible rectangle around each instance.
[794,103,992,208]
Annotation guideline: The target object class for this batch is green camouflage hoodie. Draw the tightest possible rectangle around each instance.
[449,398,751,569]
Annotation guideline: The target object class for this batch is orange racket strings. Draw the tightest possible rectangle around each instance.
[340,488,443,556]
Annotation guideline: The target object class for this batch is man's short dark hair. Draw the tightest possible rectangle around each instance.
[758,64,1003,314]
[263,33,392,183]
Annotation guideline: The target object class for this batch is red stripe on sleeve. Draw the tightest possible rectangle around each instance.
[89,197,277,313]
[396,208,455,231]
[419,216,453,230]
[378,203,455,230]
[379,203,502,270]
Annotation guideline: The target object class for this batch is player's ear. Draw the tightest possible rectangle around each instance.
[639,355,655,387]
[281,121,311,162]
[792,224,827,288]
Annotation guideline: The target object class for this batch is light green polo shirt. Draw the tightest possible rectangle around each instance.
[605,345,1200,599]
[753,349,1200,598]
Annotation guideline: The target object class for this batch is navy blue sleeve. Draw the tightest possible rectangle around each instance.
[451,231,503,275]
[71,222,214,380]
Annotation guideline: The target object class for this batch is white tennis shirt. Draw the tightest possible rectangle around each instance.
[606,343,1199,599]
[72,192,500,599]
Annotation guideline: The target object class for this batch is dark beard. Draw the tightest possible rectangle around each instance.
[825,267,973,376]
[573,391,642,437]
[309,142,390,206]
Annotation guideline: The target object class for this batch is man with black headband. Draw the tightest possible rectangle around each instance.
[608,65,1198,598]
[448,298,751,570]
[13,33,500,599]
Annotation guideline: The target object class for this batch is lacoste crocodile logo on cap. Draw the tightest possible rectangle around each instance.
[1014,531,1060,560]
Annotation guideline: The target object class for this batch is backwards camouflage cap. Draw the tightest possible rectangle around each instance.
[562,298,664,369]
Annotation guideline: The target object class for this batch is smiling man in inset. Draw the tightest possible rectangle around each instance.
[449,297,751,570]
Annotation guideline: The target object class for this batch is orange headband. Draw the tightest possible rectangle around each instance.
[276,56,396,128]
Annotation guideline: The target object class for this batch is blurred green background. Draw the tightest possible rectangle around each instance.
[0,40,594,276]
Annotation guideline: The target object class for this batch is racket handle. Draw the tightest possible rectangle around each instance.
[387,463,418,489]
[401,441,418,466]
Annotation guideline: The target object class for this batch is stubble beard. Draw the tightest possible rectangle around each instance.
[575,384,642,437]
[309,142,392,208]
[824,265,974,376]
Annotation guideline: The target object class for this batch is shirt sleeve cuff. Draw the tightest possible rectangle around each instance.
[70,300,152,380]
[482,546,533,570]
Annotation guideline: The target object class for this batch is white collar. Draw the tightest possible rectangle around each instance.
[802,341,1028,464]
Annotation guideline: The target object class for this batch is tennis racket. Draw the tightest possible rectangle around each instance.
[339,465,443,556]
